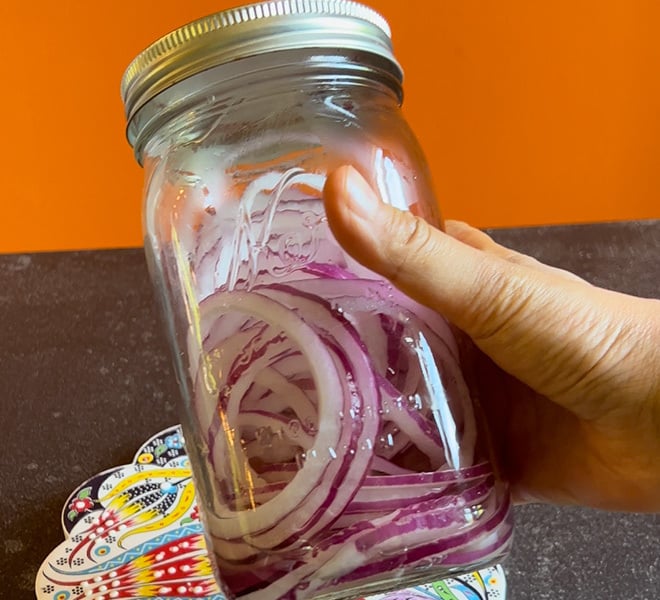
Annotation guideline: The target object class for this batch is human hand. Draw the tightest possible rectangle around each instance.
[323,166,660,512]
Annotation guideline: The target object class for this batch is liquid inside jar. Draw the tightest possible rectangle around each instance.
[178,169,512,599]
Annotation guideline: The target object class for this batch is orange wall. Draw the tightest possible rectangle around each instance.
[1,1,658,253]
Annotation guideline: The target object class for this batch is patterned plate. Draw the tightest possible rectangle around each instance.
[36,425,506,600]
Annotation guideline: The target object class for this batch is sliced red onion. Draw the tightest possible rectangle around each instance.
[240,285,379,551]
[243,367,317,426]
[311,490,512,594]
[237,410,315,450]
[189,268,509,599]
[199,290,347,540]
[363,462,492,487]
[369,456,415,476]
[377,379,445,469]
[239,483,505,600]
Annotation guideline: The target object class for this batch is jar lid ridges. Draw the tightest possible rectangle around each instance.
[121,0,398,126]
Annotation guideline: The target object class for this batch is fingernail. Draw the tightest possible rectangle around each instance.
[343,166,380,220]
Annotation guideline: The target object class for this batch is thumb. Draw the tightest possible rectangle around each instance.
[322,166,630,409]
[323,165,568,341]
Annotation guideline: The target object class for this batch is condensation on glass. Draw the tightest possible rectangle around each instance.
[121,2,513,599]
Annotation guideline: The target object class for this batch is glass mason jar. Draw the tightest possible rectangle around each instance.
[121,2,512,599]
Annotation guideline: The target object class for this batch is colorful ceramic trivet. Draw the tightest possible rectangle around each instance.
[36,425,506,600]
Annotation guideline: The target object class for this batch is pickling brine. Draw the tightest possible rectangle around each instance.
[193,280,510,599]
[121,2,513,599]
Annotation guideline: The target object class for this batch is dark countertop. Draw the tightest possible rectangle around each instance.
[1,220,658,599]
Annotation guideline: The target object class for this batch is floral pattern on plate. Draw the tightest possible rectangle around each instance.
[36,425,506,600]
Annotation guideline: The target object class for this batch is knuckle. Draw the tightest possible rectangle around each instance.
[467,259,538,342]
[382,211,435,286]
[501,250,535,266]
[504,251,586,284]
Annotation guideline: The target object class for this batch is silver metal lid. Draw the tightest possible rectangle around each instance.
[121,0,402,129]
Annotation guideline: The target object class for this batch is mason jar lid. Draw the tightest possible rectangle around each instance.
[121,0,402,131]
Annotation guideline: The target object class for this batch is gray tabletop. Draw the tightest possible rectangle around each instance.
[0,220,658,599]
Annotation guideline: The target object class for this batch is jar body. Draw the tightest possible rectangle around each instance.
[140,50,512,600]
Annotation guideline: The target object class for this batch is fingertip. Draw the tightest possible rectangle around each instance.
[323,167,355,232]
[323,166,380,261]
[323,165,353,205]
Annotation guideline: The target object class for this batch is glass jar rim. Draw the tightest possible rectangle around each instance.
[121,0,403,131]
